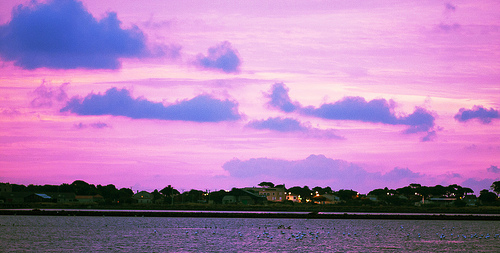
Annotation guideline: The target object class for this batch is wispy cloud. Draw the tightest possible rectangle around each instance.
[1,108,21,116]
[74,122,110,129]
[195,41,241,73]
[266,83,436,140]
[487,165,500,173]
[445,3,456,12]
[0,0,178,70]
[61,87,242,122]
[454,105,499,124]
[30,81,68,108]
[246,117,343,139]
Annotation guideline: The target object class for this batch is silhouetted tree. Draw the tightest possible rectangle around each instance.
[181,189,205,203]
[368,188,389,196]
[491,181,500,195]
[71,180,97,195]
[478,189,497,204]
[288,186,312,202]
[258,182,275,188]
[208,190,228,204]
[151,189,163,203]
[117,188,133,204]
[160,185,180,204]
[96,184,119,203]
[59,183,73,193]
[312,186,333,195]
[336,189,358,201]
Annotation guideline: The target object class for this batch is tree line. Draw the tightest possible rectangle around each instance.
[4,180,500,206]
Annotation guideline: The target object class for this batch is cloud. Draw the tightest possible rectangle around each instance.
[436,23,461,32]
[454,105,499,124]
[420,130,437,142]
[195,41,241,73]
[445,3,456,12]
[246,117,343,139]
[30,81,68,108]
[461,178,498,193]
[60,87,242,122]
[222,154,431,191]
[265,83,299,112]
[266,83,436,135]
[0,0,176,70]
[247,117,306,132]
[222,154,495,193]
[0,108,21,118]
[223,154,360,180]
[487,165,500,173]
[74,122,110,129]
[381,167,422,180]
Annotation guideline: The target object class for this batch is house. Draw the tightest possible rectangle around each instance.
[286,193,301,203]
[222,189,267,205]
[426,197,457,206]
[0,183,12,193]
[243,186,286,202]
[75,194,104,204]
[49,192,77,203]
[462,195,477,206]
[313,194,341,204]
[132,191,153,204]
[367,195,379,202]
[25,193,53,203]
[0,192,32,203]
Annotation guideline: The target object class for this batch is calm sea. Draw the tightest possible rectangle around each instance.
[1,215,498,252]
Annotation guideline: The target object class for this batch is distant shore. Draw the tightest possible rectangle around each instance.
[1,209,499,220]
[2,202,500,214]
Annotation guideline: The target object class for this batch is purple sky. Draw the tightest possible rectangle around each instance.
[0,0,499,194]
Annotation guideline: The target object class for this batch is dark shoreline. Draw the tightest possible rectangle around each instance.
[1,209,499,221]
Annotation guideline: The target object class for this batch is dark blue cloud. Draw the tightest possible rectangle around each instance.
[265,83,299,112]
[61,87,241,122]
[454,105,499,124]
[195,41,241,73]
[246,117,343,139]
[74,122,109,129]
[302,97,398,124]
[267,83,436,135]
[487,165,499,173]
[247,117,306,132]
[0,0,175,70]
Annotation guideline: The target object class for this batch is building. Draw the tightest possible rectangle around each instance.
[132,191,153,204]
[49,193,77,203]
[243,186,286,202]
[75,194,104,204]
[425,197,457,206]
[222,189,267,205]
[0,183,13,193]
[0,192,32,203]
[286,193,301,203]
[313,194,341,204]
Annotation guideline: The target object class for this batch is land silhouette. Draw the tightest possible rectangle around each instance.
[1,180,499,212]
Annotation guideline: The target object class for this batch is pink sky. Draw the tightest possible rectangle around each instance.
[0,0,499,194]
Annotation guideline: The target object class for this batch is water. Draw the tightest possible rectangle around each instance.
[5,209,500,217]
[1,216,498,252]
